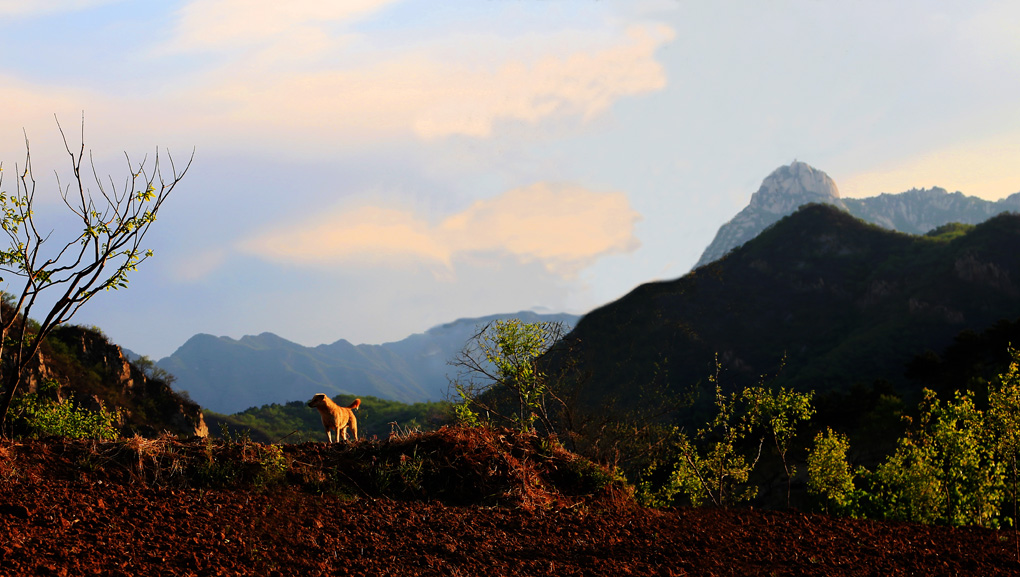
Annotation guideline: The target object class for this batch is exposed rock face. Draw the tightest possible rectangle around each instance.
[695,163,1020,268]
[696,161,845,267]
[844,189,1020,234]
[23,326,208,438]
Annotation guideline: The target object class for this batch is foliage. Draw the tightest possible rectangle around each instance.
[11,381,119,441]
[640,422,759,508]
[452,399,480,427]
[924,222,975,242]
[809,353,1020,529]
[806,428,855,514]
[636,370,850,512]
[193,427,288,489]
[132,355,177,386]
[742,380,814,506]
[906,318,1020,400]
[0,119,191,433]
[987,347,1020,562]
[870,389,1003,527]
[638,358,814,509]
[449,318,570,433]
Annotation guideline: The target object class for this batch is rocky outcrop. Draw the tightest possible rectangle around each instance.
[695,163,1020,268]
[696,161,845,267]
[25,326,208,438]
[844,189,1020,234]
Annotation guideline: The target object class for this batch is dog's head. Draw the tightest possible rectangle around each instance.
[307,393,328,408]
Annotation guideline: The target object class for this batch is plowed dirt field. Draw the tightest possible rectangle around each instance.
[2,435,1018,576]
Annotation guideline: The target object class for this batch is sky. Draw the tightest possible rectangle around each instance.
[0,1,1018,359]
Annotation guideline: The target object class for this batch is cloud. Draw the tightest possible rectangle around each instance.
[186,23,674,144]
[238,182,641,277]
[168,0,398,52]
[0,11,674,160]
[410,25,675,138]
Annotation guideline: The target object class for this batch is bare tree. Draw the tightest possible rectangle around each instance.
[0,117,192,434]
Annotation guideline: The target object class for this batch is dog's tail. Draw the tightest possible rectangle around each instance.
[349,398,361,411]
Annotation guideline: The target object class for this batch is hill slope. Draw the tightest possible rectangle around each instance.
[548,204,1020,412]
[159,311,579,414]
[3,322,206,438]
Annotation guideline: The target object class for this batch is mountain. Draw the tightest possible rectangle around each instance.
[695,161,1020,267]
[843,188,1020,234]
[544,204,1020,416]
[696,161,846,267]
[158,311,580,414]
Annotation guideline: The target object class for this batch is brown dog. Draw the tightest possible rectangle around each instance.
[307,394,361,442]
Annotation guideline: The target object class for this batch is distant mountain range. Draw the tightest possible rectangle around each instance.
[157,311,579,414]
[546,204,1020,416]
[695,161,1020,267]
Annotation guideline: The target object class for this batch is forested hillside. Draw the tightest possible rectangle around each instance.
[545,204,1020,419]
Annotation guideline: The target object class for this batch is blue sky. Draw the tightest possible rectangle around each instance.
[1,0,1018,359]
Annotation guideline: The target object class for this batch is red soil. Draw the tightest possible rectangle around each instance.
[2,436,1018,576]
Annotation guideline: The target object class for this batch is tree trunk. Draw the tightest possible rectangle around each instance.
[0,374,20,437]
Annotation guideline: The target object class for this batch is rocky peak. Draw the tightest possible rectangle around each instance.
[695,161,844,268]
[748,161,844,214]
[694,161,1020,269]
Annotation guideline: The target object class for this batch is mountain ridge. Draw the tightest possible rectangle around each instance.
[158,310,580,414]
[696,162,1020,267]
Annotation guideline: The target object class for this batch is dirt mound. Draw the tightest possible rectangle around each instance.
[284,426,625,508]
[0,426,625,509]
[2,431,1019,575]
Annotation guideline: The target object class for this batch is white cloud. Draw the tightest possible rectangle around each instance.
[411,25,675,138]
[238,182,641,277]
[184,22,674,145]
[168,0,398,52]
[0,9,674,161]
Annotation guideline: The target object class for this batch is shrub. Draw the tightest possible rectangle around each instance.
[870,389,1003,527]
[12,382,120,441]
[807,428,855,514]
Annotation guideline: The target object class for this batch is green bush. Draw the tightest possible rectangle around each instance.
[14,387,120,441]
[638,359,813,508]
[863,389,1004,527]
[806,428,855,514]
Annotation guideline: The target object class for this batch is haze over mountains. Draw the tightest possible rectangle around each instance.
[158,311,579,414]
[696,161,1020,267]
